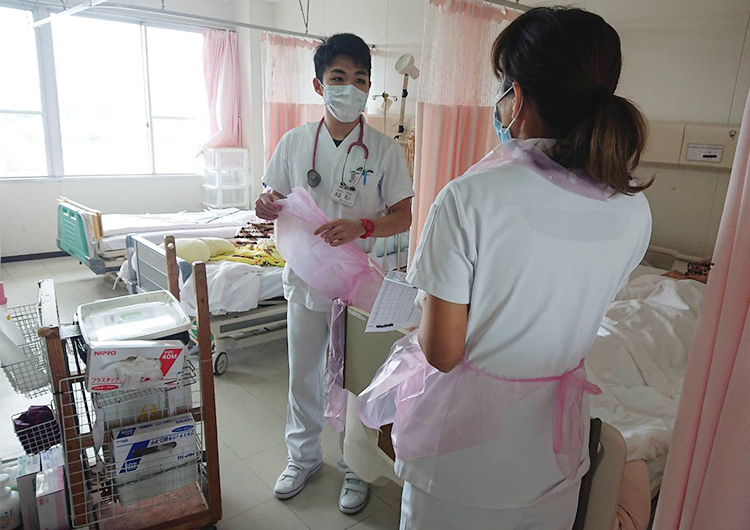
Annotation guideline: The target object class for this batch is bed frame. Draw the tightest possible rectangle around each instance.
[57,197,124,274]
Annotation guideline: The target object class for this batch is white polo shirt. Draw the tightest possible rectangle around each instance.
[264,119,414,311]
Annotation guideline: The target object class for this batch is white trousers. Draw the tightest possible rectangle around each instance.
[399,481,580,530]
[285,301,348,471]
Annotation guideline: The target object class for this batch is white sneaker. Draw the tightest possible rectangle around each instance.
[274,461,323,499]
[338,472,369,514]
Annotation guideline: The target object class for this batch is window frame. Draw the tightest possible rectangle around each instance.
[0,0,213,180]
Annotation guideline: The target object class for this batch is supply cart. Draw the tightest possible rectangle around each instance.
[28,261,222,529]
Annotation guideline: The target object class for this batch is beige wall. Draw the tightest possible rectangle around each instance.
[588,0,749,259]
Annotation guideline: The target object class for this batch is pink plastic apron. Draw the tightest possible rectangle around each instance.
[274,186,385,312]
[357,330,601,479]
[324,298,348,432]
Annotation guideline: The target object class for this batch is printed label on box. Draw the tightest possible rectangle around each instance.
[87,340,185,392]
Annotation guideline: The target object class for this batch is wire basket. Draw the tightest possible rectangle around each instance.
[58,360,206,527]
[1,304,51,398]
[12,407,61,455]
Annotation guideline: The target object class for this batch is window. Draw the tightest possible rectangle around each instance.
[53,16,151,175]
[0,7,47,177]
[147,27,207,174]
[0,7,208,177]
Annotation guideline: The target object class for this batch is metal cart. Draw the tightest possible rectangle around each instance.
[29,261,222,529]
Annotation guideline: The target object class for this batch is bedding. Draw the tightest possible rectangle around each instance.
[586,267,705,485]
[157,237,237,264]
[235,221,275,245]
[98,209,260,253]
[101,208,258,237]
[213,240,285,267]
[101,226,251,253]
[179,261,284,316]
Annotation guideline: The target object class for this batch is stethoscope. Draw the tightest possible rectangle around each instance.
[307,116,369,189]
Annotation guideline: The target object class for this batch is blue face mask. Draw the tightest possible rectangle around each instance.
[493,85,522,143]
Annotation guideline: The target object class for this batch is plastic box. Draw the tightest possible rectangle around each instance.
[202,148,248,170]
[201,186,249,208]
[202,169,248,188]
[78,291,191,344]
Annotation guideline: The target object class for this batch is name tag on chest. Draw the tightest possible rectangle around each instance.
[330,184,359,207]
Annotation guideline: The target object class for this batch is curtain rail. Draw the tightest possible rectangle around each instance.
[485,0,531,12]
[25,0,376,47]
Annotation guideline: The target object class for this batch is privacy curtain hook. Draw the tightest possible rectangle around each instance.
[297,0,310,34]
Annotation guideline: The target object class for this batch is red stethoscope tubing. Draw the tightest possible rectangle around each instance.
[311,116,369,174]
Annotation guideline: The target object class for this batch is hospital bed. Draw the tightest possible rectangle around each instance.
[586,263,704,499]
[124,234,287,375]
[56,197,259,274]
[340,305,628,530]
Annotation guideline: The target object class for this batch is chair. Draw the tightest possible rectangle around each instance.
[573,419,628,530]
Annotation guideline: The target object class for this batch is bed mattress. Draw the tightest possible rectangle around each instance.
[99,209,260,252]
[100,226,250,253]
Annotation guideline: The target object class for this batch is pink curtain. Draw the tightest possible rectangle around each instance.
[410,0,519,256]
[413,103,496,228]
[201,30,241,149]
[261,33,324,167]
[653,89,750,529]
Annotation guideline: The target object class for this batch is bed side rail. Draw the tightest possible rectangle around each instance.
[126,234,192,294]
[375,231,409,272]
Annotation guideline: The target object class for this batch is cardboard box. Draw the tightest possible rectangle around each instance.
[115,461,198,506]
[36,446,68,530]
[17,453,41,530]
[111,413,197,482]
[86,340,185,392]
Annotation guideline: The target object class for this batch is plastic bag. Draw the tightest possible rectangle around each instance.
[274,187,384,311]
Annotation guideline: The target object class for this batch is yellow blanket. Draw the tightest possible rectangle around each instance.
[212,242,285,267]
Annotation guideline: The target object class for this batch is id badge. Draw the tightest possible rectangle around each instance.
[330,183,359,207]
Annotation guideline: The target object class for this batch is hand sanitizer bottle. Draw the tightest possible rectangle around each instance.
[0,283,25,346]
[0,473,21,530]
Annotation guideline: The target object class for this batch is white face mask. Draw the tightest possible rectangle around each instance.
[319,83,368,123]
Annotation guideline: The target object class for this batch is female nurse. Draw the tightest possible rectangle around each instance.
[399,7,653,529]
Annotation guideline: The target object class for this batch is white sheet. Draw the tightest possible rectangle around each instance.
[101,208,259,237]
[179,261,284,316]
[100,226,248,253]
[587,271,705,467]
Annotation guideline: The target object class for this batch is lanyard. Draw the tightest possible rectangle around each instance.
[307,117,369,188]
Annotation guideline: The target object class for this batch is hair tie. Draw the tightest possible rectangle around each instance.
[595,86,615,99]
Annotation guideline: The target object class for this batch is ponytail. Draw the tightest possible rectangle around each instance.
[555,92,652,195]
[491,7,653,196]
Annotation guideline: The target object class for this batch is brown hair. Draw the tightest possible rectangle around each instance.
[491,7,652,195]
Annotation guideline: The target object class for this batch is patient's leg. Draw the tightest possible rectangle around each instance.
[613,459,651,530]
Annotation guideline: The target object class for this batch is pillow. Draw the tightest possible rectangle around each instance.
[160,238,211,264]
[199,237,236,257]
